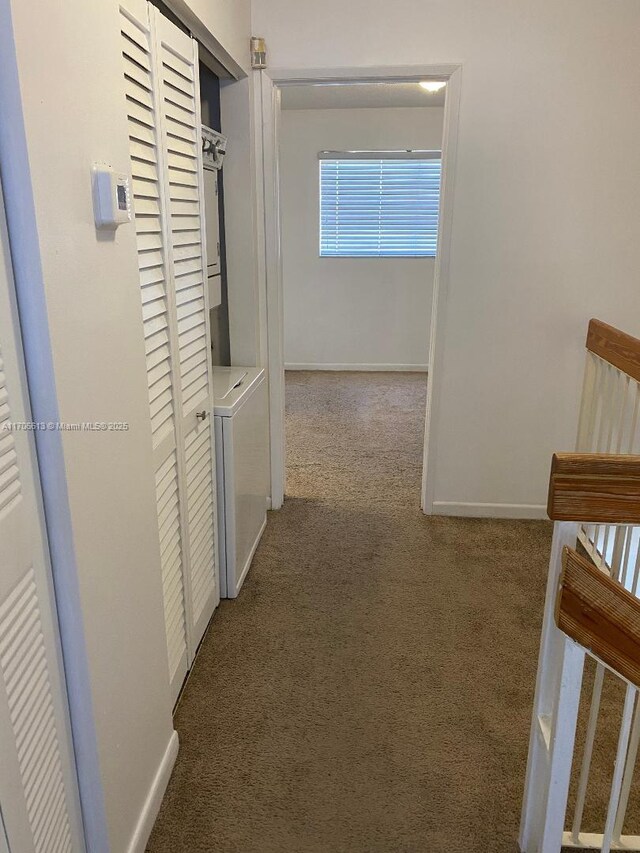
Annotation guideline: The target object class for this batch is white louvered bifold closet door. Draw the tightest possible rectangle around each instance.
[153,8,218,648]
[120,0,218,701]
[0,182,85,851]
[120,0,189,704]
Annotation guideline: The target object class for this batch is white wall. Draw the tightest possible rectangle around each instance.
[168,0,251,75]
[0,0,248,849]
[280,107,443,370]
[253,0,640,515]
[221,74,264,368]
[187,0,249,70]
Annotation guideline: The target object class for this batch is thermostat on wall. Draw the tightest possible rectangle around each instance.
[92,164,132,229]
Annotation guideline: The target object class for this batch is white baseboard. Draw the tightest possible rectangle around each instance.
[285,363,429,372]
[431,501,548,520]
[126,730,179,853]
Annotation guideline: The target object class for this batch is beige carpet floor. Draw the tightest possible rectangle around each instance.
[147,371,556,853]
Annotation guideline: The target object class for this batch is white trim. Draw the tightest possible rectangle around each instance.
[432,501,548,520]
[126,731,179,853]
[259,64,462,517]
[269,65,463,85]
[421,67,463,514]
[260,73,286,510]
[285,363,429,373]
[318,148,441,160]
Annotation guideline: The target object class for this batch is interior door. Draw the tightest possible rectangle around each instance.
[153,8,219,650]
[122,1,218,688]
[120,0,189,704]
[0,179,85,850]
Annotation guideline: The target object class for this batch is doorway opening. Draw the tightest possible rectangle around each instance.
[259,70,461,511]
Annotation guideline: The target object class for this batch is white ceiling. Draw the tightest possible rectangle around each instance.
[280,82,446,111]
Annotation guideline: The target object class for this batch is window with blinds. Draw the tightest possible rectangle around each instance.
[319,152,441,258]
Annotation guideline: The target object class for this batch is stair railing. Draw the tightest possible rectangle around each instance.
[520,319,640,853]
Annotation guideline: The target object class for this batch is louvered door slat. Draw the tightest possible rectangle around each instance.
[121,11,147,49]
[173,256,203,278]
[0,374,21,520]
[174,269,204,292]
[162,64,192,95]
[162,53,193,80]
[128,84,154,111]
[166,117,196,141]
[141,294,165,321]
[170,184,199,203]
[170,199,199,217]
[137,232,163,251]
[126,97,155,129]
[133,160,159,183]
[124,60,151,93]
[169,170,198,189]
[120,0,188,705]
[171,214,201,233]
[135,216,162,236]
[190,531,214,574]
[133,176,160,199]
[130,138,156,161]
[154,451,186,681]
[164,85,195,114]
[173,243,201,263]
[167,151,197,173]
[122,35,151,72]
[140,246,164,267]
[176,297,205,323]
[185,423,216,623]
[188,516,215,565]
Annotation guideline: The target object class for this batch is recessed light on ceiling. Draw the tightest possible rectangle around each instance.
[419,81,447,93]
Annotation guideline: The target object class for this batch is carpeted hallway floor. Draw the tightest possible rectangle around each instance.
[147,371,554,853]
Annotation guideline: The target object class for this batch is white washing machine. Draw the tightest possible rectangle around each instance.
[213,367,269,598]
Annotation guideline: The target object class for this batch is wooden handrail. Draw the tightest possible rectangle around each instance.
[556,546,640,688]
[587,318,640,382]
[547,452,640,523]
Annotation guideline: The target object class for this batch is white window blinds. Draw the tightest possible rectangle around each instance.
[319,152,441,258]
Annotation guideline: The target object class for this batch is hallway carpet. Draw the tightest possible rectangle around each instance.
[147,371,554,853]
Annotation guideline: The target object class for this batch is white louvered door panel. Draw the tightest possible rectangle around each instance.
[120,0,189,704]
[0,183,84,850]
[152,8,219,649]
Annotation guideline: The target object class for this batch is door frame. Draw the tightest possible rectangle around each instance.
[258,64,462,512]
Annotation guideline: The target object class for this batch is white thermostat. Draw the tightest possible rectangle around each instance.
[92,164,132,229]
